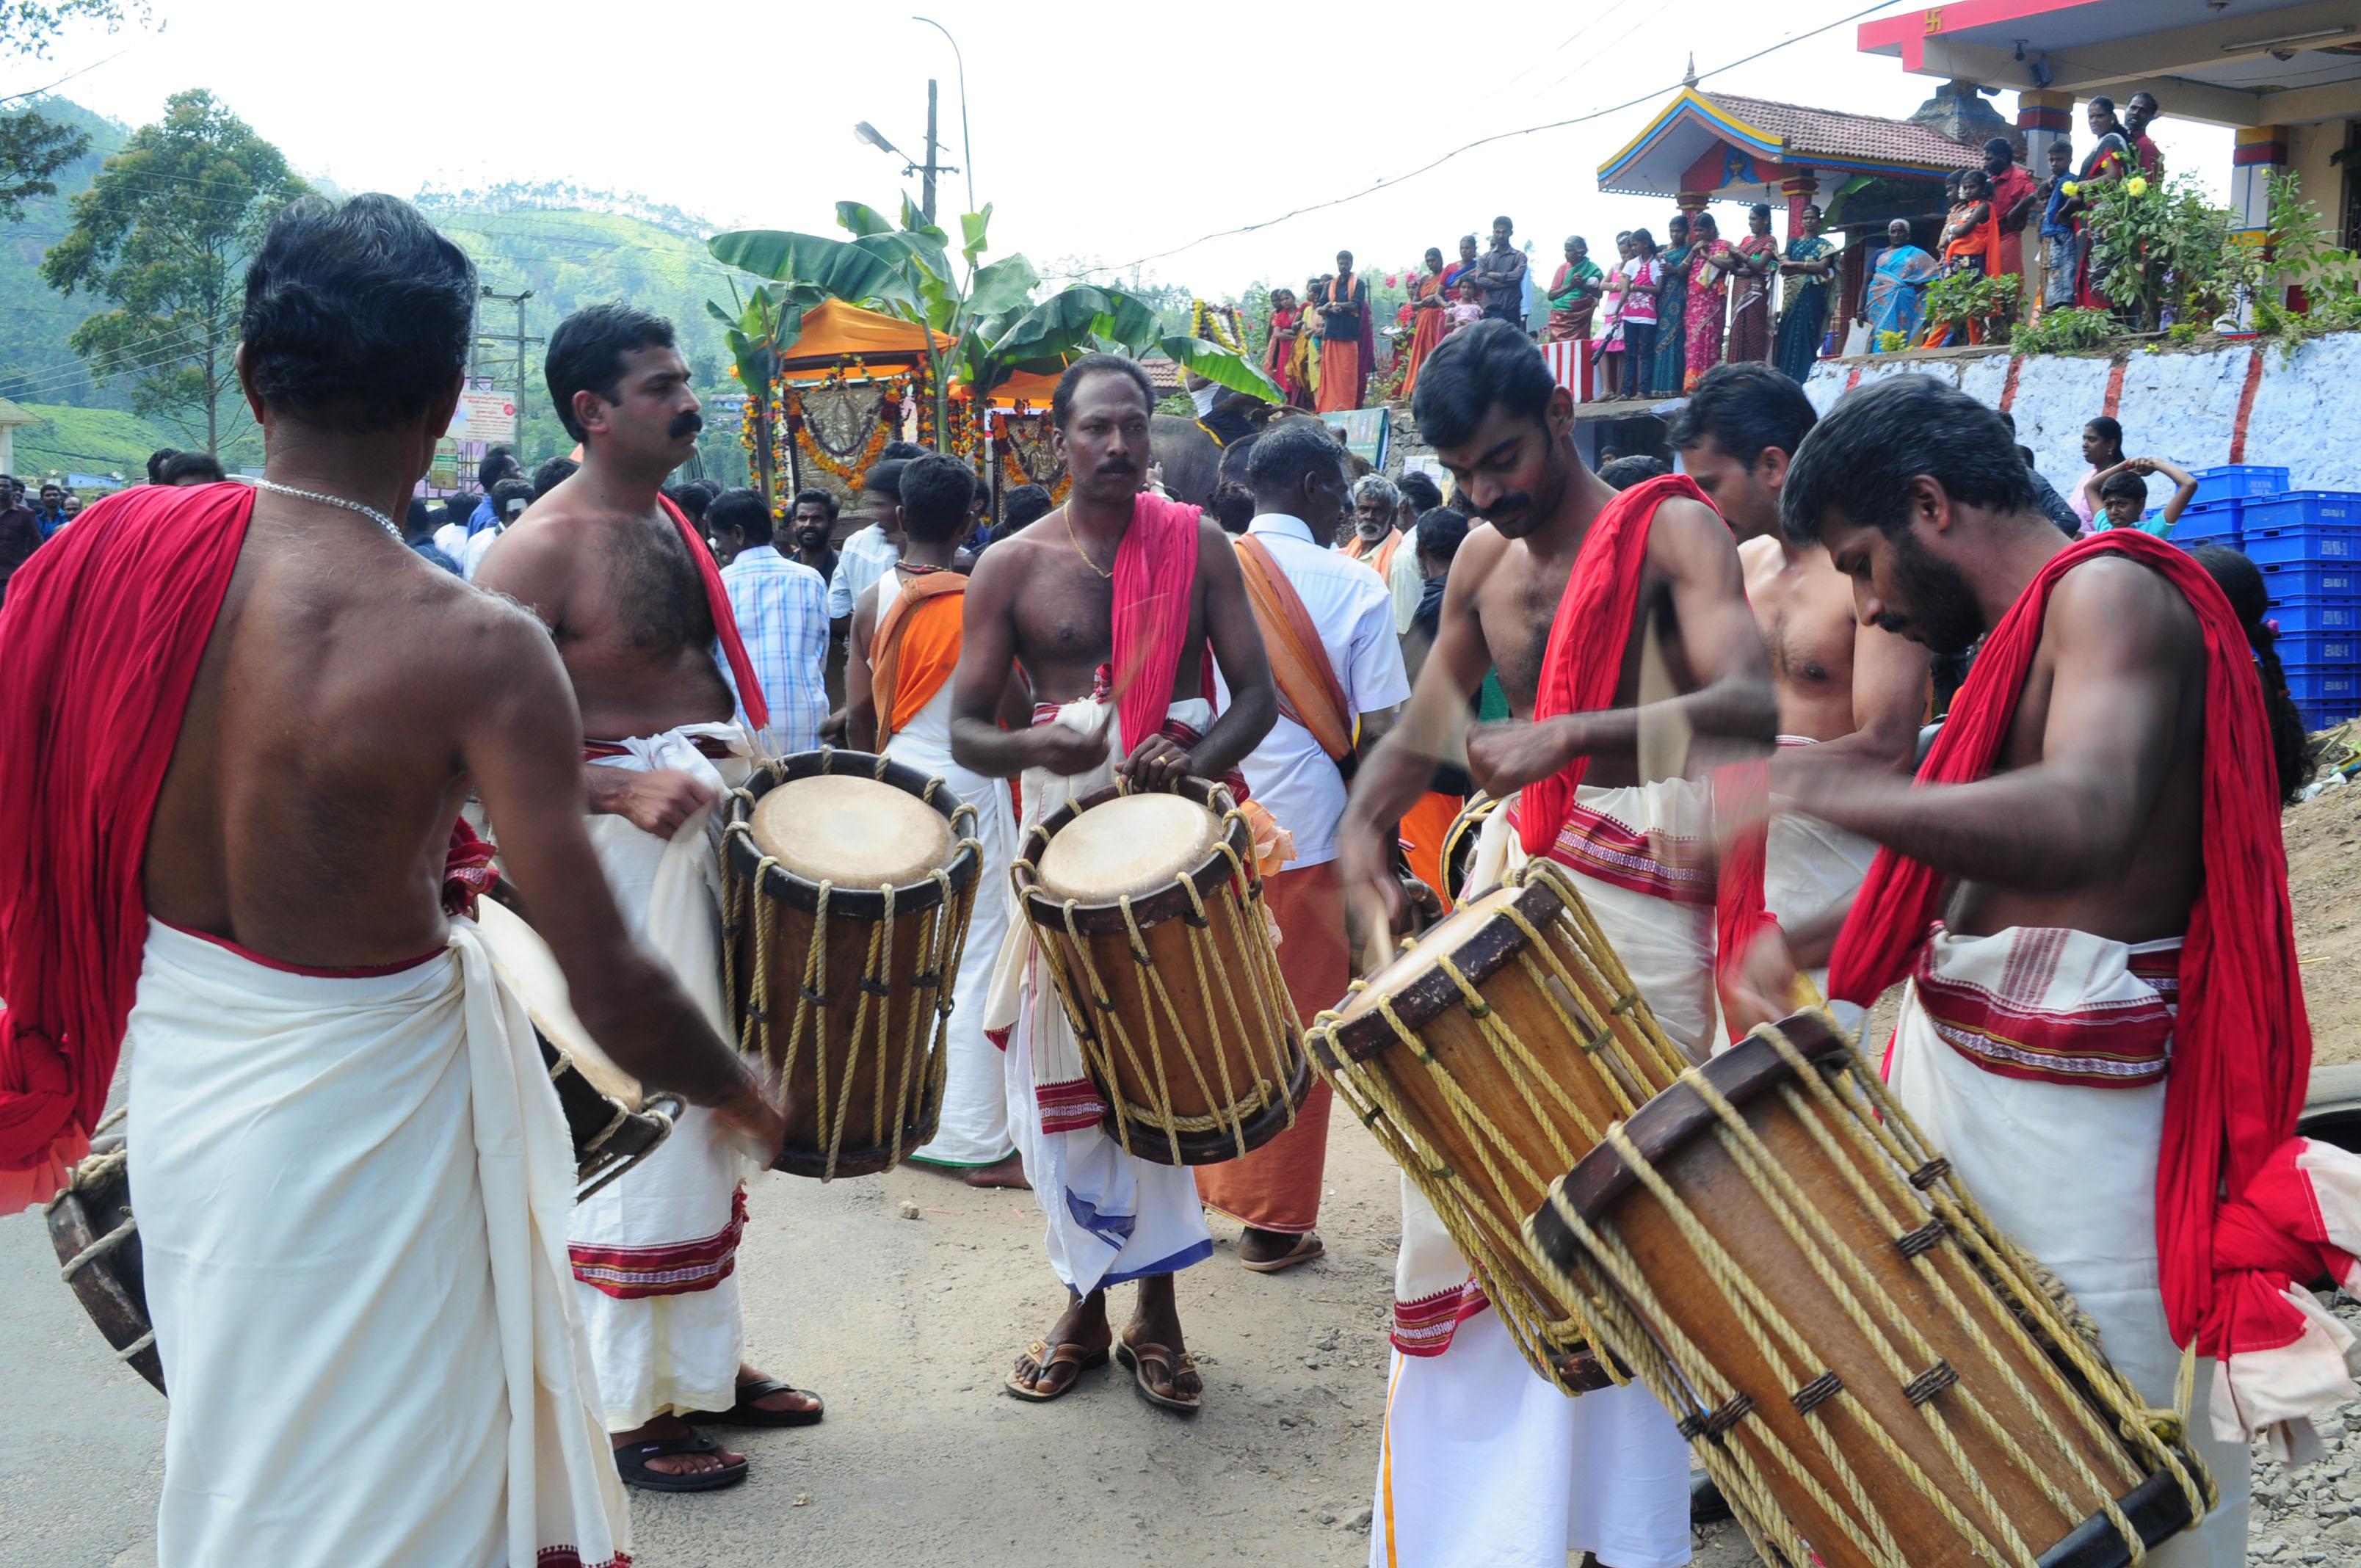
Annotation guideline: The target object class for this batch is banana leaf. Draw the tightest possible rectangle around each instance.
[1158,335,1284,404]
[960,205,993,269]
[708,230,920,312]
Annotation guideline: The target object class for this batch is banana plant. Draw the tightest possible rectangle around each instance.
[706,280,813,506]
[709,197,1281,454]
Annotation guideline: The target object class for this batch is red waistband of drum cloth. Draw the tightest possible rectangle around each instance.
[156,918,448,978]
[1034,1076,1109,1135]
[569,1183,749,1299]
[1390,1280,1493,1357]
[1503,796,1713,907]
[1909,925,2182,1091]
[582,734,739,761]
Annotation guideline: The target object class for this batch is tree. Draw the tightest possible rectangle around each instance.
[1,1,149,220]
[40,88,306,453]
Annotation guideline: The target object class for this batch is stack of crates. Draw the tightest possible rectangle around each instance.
[2168,467,2361,729]
[2241,487,2361,731]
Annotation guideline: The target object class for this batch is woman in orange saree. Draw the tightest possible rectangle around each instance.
[1400,247,1449,402]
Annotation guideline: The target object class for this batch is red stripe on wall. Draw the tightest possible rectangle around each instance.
[2102,358,2127,419]
[2229,346,2267,464]
[1843,366,1863,393]
[1999,354,2023,413]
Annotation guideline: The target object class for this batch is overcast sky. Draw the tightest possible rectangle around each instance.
[31,0,2231,297]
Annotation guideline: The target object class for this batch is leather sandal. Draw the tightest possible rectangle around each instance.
[1004,1337,1109,1402]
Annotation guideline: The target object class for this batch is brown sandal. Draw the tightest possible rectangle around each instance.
[1239,1232,1325,1274]
[1114,1337,1203,1414]
[1004,1338,1109,1402]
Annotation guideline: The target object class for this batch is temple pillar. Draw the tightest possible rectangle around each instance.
[1781,172,1819,240]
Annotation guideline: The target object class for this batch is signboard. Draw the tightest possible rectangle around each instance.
[448,389,518,445]
[429,437,460,490]
[1324,406,1391,470]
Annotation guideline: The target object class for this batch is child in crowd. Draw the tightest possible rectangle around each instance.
[2084,454,2199,537]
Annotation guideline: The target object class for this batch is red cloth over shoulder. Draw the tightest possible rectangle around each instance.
[659,493,766,734]
[1110,492,1211,752]
[1828,530,2321,1379]
[0,482,255,1207]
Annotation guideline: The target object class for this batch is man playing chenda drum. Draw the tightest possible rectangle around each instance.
[1733,374,2361,1567]
[949,353,1277,1413]
[476,302,821,1490]
[1336,319,1777,1568]
[0,195,786,1565]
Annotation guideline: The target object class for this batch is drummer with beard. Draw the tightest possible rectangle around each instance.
[1335,319,1776,1568]
[476,303,822,1490]
[949,353,1277,1413]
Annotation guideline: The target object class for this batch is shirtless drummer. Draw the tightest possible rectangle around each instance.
[1733,375,2361,1567]
[1669,362,1929,994]
[949,354,1277,1413]
[476,303,820,1490]
[1338,319,1776,1568]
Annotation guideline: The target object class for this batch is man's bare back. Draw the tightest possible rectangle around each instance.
[478,479,731,741]
[146,504,562,966]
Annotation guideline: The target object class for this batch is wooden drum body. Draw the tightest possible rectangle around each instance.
[1528,1015,2213,1568]
[1305,859,1690,1390]
[724,751,982,1180]
[1012,777,1308,1166]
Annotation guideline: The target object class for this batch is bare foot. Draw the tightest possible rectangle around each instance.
[612,1413,741,1477]
[1008,1289,1110,1398]
[963,1153,1030,1189]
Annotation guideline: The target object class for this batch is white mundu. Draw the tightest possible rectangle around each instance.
[876,570,1019,1171]
[1369,783,1704,1568]
[130,918,628,1568]
[567,721,759,1431]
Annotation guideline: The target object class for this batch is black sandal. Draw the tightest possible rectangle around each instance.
[693,1376,825,1428]
[613,1429,748,1492]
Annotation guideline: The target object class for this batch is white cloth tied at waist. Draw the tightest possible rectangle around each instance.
[1888,921,2252,1568]
[984,694,1214,1295]
[570,719,758,1429]
[128,918,628,1568]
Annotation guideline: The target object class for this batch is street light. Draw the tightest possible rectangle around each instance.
[853,120,904,159]
[912,15,975,216]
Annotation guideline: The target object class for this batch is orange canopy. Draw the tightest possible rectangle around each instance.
[958,369,1064,410]
[778,300,953,383]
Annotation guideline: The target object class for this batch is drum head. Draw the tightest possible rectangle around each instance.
[1329,881,1532,1026]
[1036,791,1220,903]
[751,774,952,890]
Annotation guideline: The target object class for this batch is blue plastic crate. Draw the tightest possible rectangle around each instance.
[2277,631,2360,665]
[2282,665,2360,709]
[2296,697,2361,733]
[2243,520,2361,569]
[2267,596,2361,634]
[2169,498,2241,544]
[2257,559,2361,598]
[2191,465,2289,505]
[2243,491,2361,535]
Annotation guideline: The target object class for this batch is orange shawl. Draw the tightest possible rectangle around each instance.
[870,570,966,748]
[1235,535,1352,762]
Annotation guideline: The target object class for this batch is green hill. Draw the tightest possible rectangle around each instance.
[8,402,183,485]
[0,98,133,411]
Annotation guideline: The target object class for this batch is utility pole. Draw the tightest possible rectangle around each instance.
[476,286,541,473]
[922,79,940,225]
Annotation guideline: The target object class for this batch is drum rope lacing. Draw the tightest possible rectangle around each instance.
[720,752,980,1182]
[1012,782,1304,1165]
[1305,857,1689,1387]
[48,1107,161,1367]
[1526,1016,2213,1568]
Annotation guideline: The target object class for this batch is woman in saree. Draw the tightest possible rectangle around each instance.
[1440,233,1478,297]
[2067,96,2134,309]
[1263,288,1305,406]
[1773,203,1836,383]
[1545,235,1603,342]
[1725,203,1778,363]
[1289,275,1324,407]
[1401,247,1451,401]
[1595,231,1633,398]
[1650,212,1691,398]
[1861,219,1938,349]
[1683,212,1733,391]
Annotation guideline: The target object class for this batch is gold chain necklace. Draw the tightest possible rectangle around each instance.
[1062,509,1114,579]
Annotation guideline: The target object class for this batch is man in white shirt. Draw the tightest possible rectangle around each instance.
[826,460,907,634]
[708,487,830,757]
[459,479,532,581]
[1198,420,1410,1271]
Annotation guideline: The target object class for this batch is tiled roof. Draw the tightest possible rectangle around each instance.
[1709,93,1981,171]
